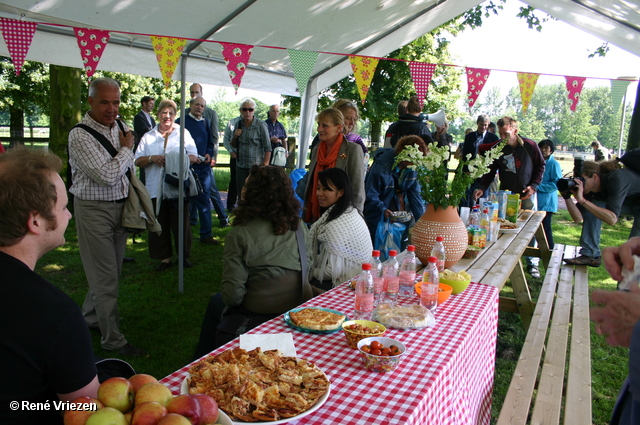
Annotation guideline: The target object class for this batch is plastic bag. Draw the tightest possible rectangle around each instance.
[374,218,406,261]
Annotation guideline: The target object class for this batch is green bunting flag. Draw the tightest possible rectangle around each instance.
[288,49,319,96]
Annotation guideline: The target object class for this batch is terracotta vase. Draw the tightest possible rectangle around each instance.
[411,204,468,268]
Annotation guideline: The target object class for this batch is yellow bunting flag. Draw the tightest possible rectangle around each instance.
[349,55,380,105]
[150,36,186,87]
[516,72,539,114]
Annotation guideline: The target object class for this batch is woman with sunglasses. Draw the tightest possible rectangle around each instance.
[223,98,271,201]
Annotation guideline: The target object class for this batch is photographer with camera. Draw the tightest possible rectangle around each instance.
[562,158,640,267]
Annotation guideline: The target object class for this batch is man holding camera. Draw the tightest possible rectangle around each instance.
[563,159,640,266]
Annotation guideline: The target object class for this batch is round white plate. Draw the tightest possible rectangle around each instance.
[181,372,331,424]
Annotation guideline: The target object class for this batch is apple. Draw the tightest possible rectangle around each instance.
[131,401,168,425]
[191,394,218,425]
[98,377,134,413]
[157,413,192,425]
[166,395,203,425]
[85,407,128,425]
[124,411,133,424]
[63,396,104,425]
[134,382,173,406]
[129,374,158,392]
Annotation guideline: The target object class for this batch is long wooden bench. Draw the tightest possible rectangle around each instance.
[497,244,591,425]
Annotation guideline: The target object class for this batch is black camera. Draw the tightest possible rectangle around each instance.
[556,154,585,192]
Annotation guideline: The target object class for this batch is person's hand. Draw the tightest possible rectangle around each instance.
[384,209,393,219]
[521,186,535,200]
[230,152,237,159]
[152,155,165,167]
[119,127,134,150]
[602,237,640,281]
[201,154,211,165]
[210,158,217,167]
[270,136,279,143]
[572,178,585,203]
[472,189,484,202]
[234,129,243,138]
[591,284,640,348]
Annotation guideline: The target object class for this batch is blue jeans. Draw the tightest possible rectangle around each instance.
[209,170,227,225]
[579,199,640,258]
[192,166,213,239]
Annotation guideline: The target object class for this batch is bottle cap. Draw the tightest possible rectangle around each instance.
[436,236,444,242]
[483,208,489,213]
[407,245,415,252]
[428,256,438,263]
[372,250,380,257]
[362,263,372,270]
[388,250,397,256]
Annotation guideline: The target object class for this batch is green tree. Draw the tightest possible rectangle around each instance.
[555,102,600,150]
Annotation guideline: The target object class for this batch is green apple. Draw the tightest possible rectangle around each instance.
[131,401,168,425]
[63,396,103,425]
[134,382,173,406]
[85,407,128,425]
[157,413,192,425]
[97,377,134,413]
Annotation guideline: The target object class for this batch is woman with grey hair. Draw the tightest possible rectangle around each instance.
[223,98,271,200]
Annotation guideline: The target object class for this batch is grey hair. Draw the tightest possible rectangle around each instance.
[88,77,120,98]
[476,114,490,124]
[240,98,256,109]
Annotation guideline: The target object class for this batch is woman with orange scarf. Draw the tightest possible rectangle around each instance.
[302,108,365,224]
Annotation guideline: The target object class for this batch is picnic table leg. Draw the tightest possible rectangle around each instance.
[510,261,535,329]
[535,221,551,270]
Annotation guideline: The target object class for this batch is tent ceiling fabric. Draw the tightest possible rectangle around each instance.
[0,0,639,96]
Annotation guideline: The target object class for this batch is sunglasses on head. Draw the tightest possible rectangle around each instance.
[241,107,254,112]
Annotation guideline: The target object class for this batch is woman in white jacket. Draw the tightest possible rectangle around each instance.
[309,168,372,294]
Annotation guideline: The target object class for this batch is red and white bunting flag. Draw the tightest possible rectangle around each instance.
[408,62,437,109]
[466,67,491,108]
[220,42,254,94]
[0,18,38,75]
[564,76,586,112]
[73,28,110,78]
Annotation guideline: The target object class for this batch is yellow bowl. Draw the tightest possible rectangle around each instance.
[414,282,453,304]
[440,277,471,295]
[342,320,386,349]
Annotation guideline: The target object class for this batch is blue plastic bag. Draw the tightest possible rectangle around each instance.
[374,218,406,261]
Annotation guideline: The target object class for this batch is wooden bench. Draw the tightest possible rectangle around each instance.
[497,244,591,425]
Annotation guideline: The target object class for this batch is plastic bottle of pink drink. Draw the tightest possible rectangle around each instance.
[354,263,374,320]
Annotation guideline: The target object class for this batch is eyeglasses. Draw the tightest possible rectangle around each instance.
[241,108,254,112]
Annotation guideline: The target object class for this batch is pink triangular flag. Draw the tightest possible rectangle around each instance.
[73,28,110,78]
[466,67,491,108]
[0,18,38,75]
[219,42,254,94]
[565,76,586,112]
[408,62,437,108]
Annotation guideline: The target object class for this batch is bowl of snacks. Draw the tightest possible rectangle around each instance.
[462,245,482,259]
[357,337,406,373]
[342,320,386,348]
[413,282,453,305]
[440,269,472,294]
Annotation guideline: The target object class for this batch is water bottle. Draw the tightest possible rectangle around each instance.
[370,250,384,306]
[354,263,374,320]
[430,236,446,273]
[382,250,400,306]
[420,256,439,313]
[398,245,417,297]
[468,206,480,227]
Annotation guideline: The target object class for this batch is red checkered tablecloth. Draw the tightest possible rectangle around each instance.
[161,282,499,425]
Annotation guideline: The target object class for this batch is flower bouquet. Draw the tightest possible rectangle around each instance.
[394,139,508,210]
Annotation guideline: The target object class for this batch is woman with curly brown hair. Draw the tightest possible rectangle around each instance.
[194,165,313,357]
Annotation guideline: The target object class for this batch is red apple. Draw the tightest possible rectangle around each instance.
[98,377,134,413]
[63,396,104,425]
[131,401,168,425]
[85,407,128,425]
[191,394,218,425]
[134,382,173,406]
[129,374,158,393]
[166,395,203,425]
[157,413,192,425]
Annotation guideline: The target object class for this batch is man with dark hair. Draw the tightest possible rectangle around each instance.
[133,95,155,186]
[0,147,99,423]
[383,100,409,148]
[69,77,146,357]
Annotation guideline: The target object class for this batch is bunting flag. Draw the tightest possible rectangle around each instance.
[349,55,380,105]
[408,62,437,108]
[611,79,631,113]
[466,67,491,108]
[150,36,186,87]
[220,42,254,94]
[564,76,586,112]
[0,18,38,75]
[73,28,110,78]
[517,72,540,113]
[288,49,318,96]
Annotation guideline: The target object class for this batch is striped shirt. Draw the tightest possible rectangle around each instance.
[68,113,134,201]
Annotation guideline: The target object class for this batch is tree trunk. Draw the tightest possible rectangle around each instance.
[627,82,640,151]
[370,120,382,150]
[9,107,23,147]
[49,65,81,189]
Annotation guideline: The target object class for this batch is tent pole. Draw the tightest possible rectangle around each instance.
[296,81,318,169]
[177,54,189,293]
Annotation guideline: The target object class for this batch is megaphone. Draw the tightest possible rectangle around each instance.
[422,110,446,127]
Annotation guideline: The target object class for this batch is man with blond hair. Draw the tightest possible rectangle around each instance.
[0,147,99,422]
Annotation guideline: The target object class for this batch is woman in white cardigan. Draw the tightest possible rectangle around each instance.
[309,168,372,294]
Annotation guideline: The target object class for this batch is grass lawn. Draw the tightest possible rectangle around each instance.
[36,171,632,423]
